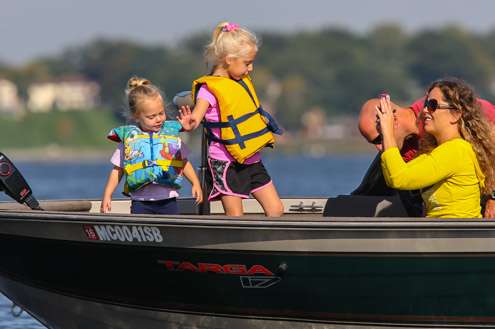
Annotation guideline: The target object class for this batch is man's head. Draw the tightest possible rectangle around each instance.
[358,98,382,145]
[358,98,419,150]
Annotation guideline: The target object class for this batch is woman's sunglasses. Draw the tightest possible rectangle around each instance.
[424,99,453,112]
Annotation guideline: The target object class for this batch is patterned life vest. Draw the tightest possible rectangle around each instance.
[107,121,185,194]
[192,75,282,164]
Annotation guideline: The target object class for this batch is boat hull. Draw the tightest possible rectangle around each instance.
[1,210,495,328]
[2,275,408,329]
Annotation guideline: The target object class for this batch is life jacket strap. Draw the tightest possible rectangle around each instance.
[203,110,258,128]
[124,159,185,175]
[206,126,272,148]
[203,107,282,149]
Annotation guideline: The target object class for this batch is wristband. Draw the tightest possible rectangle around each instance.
[491,191,495,200]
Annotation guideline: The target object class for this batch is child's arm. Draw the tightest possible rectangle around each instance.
[100,166,124,213]
[182,161,203,204]
[177,98,209,131]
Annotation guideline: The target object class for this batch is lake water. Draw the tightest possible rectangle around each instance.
[0,153,374,328]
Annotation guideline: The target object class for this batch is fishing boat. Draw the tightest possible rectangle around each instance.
[1,148,495,329]
[1,93,495,329]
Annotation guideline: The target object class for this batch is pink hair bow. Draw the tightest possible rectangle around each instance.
[222,23,239,32]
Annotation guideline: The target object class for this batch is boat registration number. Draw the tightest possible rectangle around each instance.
[83,224,163,243]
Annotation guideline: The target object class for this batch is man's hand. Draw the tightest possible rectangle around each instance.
[484,198,495,218]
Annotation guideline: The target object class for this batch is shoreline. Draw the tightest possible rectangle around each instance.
[2,147,111,162]
[2,140,375,162]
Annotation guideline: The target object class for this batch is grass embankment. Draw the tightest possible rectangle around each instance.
[0,110,120,159]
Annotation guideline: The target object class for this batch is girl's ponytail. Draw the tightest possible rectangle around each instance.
[204,22,258,71]
[125,76,163,117]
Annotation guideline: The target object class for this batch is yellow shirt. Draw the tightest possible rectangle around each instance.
[381,138,485,218]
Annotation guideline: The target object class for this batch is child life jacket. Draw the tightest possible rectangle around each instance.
[107,121,185,194]
[192,75,282,164]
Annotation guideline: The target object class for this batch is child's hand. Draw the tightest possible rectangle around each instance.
[177,105,193,131]
[191,184,203,204]
[100,197,112,213]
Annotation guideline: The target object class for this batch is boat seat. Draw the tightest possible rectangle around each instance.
[323,195,408,217]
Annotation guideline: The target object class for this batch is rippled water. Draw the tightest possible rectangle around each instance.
[0,153,373,328]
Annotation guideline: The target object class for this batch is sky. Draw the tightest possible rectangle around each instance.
[2,0,495,65]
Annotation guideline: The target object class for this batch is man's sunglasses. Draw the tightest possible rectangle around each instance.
[370,134,382,145]
[424,99,453,112]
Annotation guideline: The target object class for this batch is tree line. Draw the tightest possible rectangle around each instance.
[2,24,495,130]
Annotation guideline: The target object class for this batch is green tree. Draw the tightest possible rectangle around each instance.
[407,25,494,96]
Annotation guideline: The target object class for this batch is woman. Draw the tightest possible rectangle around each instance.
[377,78,495,218]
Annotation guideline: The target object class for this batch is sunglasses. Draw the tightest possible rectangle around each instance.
[370,134,382,145]
[424,98,453,112]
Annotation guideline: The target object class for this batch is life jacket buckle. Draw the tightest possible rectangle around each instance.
[142,160,156,168]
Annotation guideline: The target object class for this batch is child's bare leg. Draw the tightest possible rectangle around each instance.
[252,182,284,217]
[220,195,244,216]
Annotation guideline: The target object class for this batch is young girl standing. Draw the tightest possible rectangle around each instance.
[101,77,202,215]
[178,22,284,217]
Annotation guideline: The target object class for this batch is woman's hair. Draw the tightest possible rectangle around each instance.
[125,76,164,117]
[419,77,495,194]
[204,22,259,70]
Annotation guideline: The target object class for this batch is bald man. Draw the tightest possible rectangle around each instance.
[354,95,495,218]
[353,98,424,216]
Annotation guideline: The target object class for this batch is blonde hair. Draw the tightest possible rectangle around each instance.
[419,78,495,194]
[204,21,259,70]
[125,76,164,116]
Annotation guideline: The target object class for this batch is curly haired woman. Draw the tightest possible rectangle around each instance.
[377,78,495,218]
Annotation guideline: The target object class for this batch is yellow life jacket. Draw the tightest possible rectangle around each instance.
[192,75,282,164]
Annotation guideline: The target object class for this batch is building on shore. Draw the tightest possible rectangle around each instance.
[0,79,22,116]
[28,75,100,112]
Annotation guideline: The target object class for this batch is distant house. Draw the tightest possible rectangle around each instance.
[28,75,100,112]
[0,79,22,115]
[301,107,327,139]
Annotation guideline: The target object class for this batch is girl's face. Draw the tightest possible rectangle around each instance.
[422,87,460,137]
[226,46,257,80]
[134,97,166,132]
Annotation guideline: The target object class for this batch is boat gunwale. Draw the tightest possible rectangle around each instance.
[1,209,495,231]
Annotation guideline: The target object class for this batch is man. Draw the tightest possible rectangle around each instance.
[352,98,424,216]
[354,95,495,218]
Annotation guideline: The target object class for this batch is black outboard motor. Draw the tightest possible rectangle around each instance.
[0,152,43,210]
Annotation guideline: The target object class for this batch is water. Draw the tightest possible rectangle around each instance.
[0,153,373,328]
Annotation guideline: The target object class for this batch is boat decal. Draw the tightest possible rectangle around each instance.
[83,224,163,243]
[157,260,281,288]
[240,276,281,288]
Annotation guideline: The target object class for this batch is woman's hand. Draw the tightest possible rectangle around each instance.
[375,95,398,150]
[177,105,193,131]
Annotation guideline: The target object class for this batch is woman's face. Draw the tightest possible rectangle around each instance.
[422,87,460,138]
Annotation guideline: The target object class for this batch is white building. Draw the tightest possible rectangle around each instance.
[0,79,22,115]
[28,76,100,112]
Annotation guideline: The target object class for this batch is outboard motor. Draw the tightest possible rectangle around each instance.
[0,152,43,210]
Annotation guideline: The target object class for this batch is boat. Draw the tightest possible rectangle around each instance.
[2,191,495,329]
[1,149,495,329]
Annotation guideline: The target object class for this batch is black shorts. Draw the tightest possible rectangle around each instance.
[207,158,272,201]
